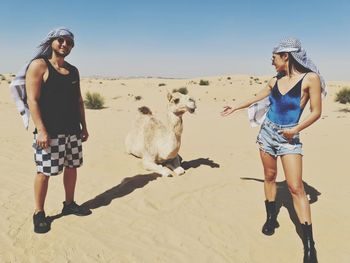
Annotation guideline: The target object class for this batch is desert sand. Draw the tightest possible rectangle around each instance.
[1,73,349,263]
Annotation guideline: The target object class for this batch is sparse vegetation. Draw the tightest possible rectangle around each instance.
[335,87,350,104]
[135,95,142,101]
[227,77,231,80]
[0,74,5,81]
[339,108,350,113]
[84,91,105,109]
[172,87,188,95]
[158,83,166,87]
[199,79,209,86]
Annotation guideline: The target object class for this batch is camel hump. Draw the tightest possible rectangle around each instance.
[138,106,152,115]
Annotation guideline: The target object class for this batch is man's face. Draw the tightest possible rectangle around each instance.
[51,37,74,57]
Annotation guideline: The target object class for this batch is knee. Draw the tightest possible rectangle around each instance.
[36,173,50,183]
[288,183,305,197]
[264,169,277,183]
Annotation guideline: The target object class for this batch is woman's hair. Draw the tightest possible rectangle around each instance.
[287,53,311,75]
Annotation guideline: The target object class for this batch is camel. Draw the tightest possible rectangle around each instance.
[125,92,196,177]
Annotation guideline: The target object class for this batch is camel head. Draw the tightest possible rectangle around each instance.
[167,92,196,116]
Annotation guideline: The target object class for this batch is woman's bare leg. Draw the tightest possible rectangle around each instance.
[281,154,311,224]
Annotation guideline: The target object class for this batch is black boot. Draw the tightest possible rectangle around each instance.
[301,222,318,263]
[262,200,279,236]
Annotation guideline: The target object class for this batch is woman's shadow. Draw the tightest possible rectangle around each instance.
[240,177,321,239]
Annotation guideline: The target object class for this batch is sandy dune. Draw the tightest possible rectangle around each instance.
[1,73,349,262]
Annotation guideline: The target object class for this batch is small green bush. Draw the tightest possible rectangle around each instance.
[84,91,105,109]
[199,79,209,86]
[335,87,350,104]
[172,87,188,95]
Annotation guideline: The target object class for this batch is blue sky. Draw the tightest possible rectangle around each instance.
[1,0,349,80]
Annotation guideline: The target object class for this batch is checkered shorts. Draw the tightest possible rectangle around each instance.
[33,134,83,176]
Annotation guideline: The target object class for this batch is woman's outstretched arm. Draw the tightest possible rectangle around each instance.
[220,77,276,117]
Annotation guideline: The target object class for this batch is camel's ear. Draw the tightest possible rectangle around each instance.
[167,92,173,101]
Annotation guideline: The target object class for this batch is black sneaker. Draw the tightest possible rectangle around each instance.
[33,211,50,234]
[61,201,92,216]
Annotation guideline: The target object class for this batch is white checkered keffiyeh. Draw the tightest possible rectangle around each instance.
[248,37,327,127]
[9,27,74,129]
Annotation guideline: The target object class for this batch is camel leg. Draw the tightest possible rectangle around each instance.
[171,155,185,176]
[142,158,173,177]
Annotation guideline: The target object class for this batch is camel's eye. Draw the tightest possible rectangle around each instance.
[174,98,180,104]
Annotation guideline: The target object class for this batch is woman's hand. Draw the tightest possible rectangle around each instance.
[279,127,299,142]
[221,106,236,117]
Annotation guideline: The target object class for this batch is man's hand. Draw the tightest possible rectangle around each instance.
[36,130,50,149]
[81,128,89,142]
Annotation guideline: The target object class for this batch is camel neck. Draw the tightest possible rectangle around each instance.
[167,112,183,139]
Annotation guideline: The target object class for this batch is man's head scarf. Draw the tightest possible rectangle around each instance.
[9,27,74,129]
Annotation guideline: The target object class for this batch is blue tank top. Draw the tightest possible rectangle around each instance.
[266,74,307,125]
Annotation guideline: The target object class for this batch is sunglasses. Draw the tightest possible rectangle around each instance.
[56,37,74,47]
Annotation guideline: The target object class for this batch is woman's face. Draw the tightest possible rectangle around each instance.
[271,53,287,72]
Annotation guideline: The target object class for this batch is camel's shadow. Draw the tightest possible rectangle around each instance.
[180,157,220,170]
[240,177,321,239]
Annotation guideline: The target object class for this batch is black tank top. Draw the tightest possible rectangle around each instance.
[37,57,81,135]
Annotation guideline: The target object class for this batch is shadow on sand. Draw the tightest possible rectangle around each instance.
[46,156,219,229]
[240,177,321,239]
[181,157,220,170]
[46,173,160,226]
[82,173,160,209]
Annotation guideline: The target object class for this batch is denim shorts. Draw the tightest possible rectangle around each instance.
[256,118,302,157]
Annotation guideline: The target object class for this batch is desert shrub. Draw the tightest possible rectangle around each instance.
[199,79,209,86]
[158,83,166,87]
[335,87,350,104]
[339,108,350,113]
[172,87,188,95]
[135,95,142,101]
[227,77,231,80]
[0,74,5,81]
[84,91,105,109]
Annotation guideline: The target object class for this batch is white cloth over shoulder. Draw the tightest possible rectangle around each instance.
[248,37,327,128]
[247,97,270,127]
[9,27,74,129]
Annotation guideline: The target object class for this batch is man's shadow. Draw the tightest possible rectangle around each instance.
[47,156,219,226]
[240,177,321,239]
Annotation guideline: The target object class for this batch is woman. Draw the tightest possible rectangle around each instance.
[221,37,325,263]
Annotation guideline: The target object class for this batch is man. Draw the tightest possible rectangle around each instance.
[12,27,91,234]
